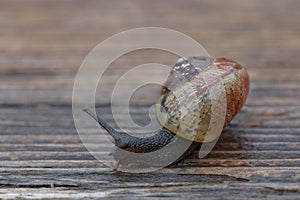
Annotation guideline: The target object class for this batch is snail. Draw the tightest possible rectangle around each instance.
[85,56,249,168]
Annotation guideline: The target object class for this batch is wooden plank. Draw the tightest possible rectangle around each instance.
[1,0,300,199]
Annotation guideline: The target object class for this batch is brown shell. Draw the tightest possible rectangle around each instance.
[156,57,249,143]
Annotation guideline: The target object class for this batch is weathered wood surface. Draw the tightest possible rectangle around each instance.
[1,0,300,199]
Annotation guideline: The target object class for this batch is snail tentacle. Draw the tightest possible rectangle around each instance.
[83,108,120,141]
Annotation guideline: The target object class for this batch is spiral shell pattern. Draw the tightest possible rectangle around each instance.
[156,57,249,143]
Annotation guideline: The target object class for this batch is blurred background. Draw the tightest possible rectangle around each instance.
[1,0,299,106]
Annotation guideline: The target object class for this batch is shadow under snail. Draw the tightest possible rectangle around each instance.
[85,56,249,168]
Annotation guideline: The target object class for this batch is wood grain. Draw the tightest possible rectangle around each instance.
[0,0,300,199]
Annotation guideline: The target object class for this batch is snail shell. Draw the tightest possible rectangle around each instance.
[156,57,249,143]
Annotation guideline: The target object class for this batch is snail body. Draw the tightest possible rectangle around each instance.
[85,57,249,167]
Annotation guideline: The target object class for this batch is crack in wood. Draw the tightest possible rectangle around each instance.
[177,173,250,182]
[262,186,300,194]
